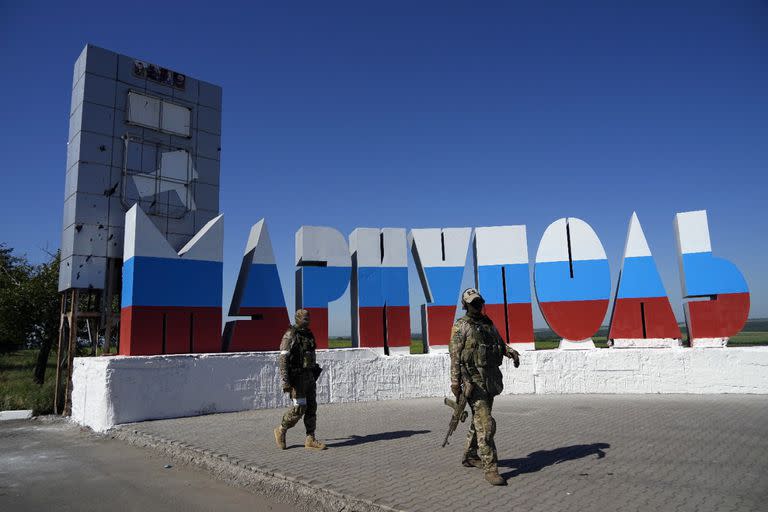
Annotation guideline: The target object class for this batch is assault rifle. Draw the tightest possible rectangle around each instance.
[441,382,473,447]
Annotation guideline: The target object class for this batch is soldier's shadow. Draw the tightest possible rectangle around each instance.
[324,430,431,448]
[498,442,610,479]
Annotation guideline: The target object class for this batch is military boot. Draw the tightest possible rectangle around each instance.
[305,434,327,450]
[484,470,506,486]
[462,454,482,468]
[274,426,286,450]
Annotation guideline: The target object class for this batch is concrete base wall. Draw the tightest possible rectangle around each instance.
[71,347,768,432]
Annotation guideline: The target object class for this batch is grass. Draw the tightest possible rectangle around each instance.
[0,350,56,415]
[728,331,768,346]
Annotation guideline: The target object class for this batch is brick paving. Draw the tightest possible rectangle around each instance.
[119,395,768,511]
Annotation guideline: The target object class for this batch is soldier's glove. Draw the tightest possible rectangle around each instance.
[282,382,292,393]
[505,348,521,368]
[450,383,462,400]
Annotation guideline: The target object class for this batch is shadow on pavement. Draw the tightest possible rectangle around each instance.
[325,429,431,447]
[499,442,610,479]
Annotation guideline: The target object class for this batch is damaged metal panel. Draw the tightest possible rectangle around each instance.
[60,44,222,292]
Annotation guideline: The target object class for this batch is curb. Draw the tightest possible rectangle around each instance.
[112,426,402,512]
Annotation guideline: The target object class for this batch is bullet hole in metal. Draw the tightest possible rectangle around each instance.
[104,182,119,197]
[75,224,83,233]
[99,145,107,152]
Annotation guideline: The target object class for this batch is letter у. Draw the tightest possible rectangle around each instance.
[223,220,290,351]
[350,228,410,354]
[608,213,682,346]
[409,228,472,351]
[295,226,351,348]
[120,205,223,355]
[534,218,611,345]
[474,226,534,350]
[675,210,750,346]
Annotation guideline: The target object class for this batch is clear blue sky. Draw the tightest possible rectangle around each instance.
[1,1,766,335]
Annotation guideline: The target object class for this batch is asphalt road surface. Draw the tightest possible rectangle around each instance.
[0,419,295,512]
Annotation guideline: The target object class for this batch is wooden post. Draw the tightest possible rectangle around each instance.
[63,290,79,416]
[103,258,119,355]
[53,292,67,415]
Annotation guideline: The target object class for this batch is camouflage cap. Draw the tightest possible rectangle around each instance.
[462,288,484,305]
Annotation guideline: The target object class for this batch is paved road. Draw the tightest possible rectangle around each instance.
[0,419,295,512]
[119,394,768,512]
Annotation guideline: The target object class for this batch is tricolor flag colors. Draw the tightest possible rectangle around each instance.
[608,213,681,346]
[223,220,290,352]
[120,205,223,355]
[117,209,751,356]
[409,228,472,349]
[295,226,352,349]
[674,211,750,345]
[350,228,410,353]
[474,226,534,350]
[534,218,612,345]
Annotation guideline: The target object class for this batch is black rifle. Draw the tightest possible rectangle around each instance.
[441,381,473,447]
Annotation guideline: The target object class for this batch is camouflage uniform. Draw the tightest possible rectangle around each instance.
[449,312,517,473]
[278,325,319,435]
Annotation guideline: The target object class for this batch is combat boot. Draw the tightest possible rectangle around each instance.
[274,426,286,450]
[484,470,506,486]
[305,434,327,450]
[462,455,482,468]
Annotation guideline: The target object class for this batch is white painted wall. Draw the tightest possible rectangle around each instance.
[71,347,768,432]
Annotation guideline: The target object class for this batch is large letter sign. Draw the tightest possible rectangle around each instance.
[295,226,351,349]
[120,205,223,355]
[223,220,290,351]
[350,228,410,353]
[609,213,682,347]
[474,226,534,350]
[674,210,750,347]
[409,228,472,351]
[534,218,611,348]
[118,208,751,355]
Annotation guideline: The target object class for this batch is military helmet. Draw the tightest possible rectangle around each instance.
[461,288,484,309]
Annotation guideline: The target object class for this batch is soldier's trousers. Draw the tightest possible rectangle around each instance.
[463,388,497,472]
[281,374,317,435]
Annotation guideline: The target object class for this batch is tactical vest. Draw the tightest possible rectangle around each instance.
[289,328,316,372]
[459,316,505,396]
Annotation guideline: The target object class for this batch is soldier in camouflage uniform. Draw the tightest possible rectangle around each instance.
[274,309,327,451]
[449,288,520,486]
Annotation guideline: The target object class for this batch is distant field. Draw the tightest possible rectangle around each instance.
[329,319,768,353]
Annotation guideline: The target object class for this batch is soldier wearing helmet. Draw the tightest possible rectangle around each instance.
[274,309,327,451]
[449,288,521,486]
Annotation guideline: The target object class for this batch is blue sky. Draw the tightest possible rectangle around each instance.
[1,1,766,335]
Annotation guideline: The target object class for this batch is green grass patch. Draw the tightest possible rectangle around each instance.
[727,331,768,346]
[328,338,426,354]
[0,350,56,415]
